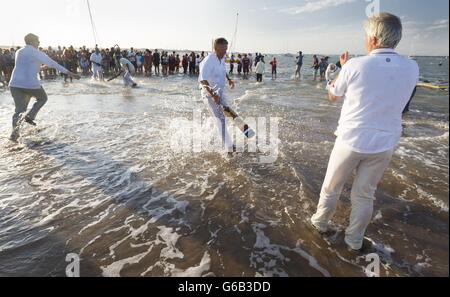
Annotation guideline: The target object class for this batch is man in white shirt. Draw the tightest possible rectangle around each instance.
[90,47,104,81]
[310,13,419,251]
[255,57,265,82]
[199,38,236,152]
[8,33,80,141]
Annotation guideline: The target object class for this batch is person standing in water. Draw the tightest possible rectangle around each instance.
[310,13,419,251]
[199,38,236,152]
[242,54,250,79]
[119,52,137,88]
[8,33,80,141]
[153,49,160,76]
[248,53,253,74]
[294,51,304,79]
[229,54,235,75]
[90,47,104,81]
[144,49,153,77]
[236,54,242,76]
[270,57,277,80]
[182,54,189,75]
[312,55,320,81]
[255,56,265,82]
[62,46,77,83]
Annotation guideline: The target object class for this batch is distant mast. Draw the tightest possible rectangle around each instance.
[87,0,99,46]
[230,13,239,54]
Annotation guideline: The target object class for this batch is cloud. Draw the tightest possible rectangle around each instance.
[281,0,356,15]
[426,19,449,31]
[433,19,449,25]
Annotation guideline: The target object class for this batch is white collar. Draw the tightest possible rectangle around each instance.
[370,48,397,55]
[211,52,225,62]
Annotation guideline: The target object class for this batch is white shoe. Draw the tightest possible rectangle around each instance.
[344,237,363,251]
[309,218,329,234]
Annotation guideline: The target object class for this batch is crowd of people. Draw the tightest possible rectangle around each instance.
[0,47,20,85]
[1,45,211,85]
[0,44,339,87]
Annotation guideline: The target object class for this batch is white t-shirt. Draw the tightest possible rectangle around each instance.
[199,52,227,97]
[329,48,419,154]
[255,61,265,74]
[9,45,69,89]
[128,51,136,62]
[136,54,143,66]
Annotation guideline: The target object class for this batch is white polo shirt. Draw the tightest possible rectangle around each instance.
[329,49,419,154]
[9,45,69,89]
[199,52,227,97]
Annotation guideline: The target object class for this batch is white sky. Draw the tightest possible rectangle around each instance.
[1,0,448,56]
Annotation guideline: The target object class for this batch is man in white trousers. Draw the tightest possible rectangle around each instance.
[199,38,236,152]
[310,13,419,251]
[90,47,104,81]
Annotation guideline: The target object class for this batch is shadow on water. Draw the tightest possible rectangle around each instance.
[2,136,447,277]
[0,134,348,277]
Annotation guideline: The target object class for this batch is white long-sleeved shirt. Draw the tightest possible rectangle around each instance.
[9,45,69,89]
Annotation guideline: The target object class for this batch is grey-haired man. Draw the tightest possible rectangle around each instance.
[311,13,419,251]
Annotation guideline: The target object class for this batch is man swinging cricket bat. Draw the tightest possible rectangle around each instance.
[199,38,255,152]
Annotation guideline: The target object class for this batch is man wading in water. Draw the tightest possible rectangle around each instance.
[8,33,80,142]
[199,38,236,152]
[310,13,419,251]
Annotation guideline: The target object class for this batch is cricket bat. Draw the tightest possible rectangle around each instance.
[222,106,256,139]
[107,71,124,82]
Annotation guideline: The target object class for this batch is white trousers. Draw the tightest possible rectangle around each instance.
[92,64,103,80]
[311,141,394,250]
[202,94,233,151]
[123,71,136,86]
